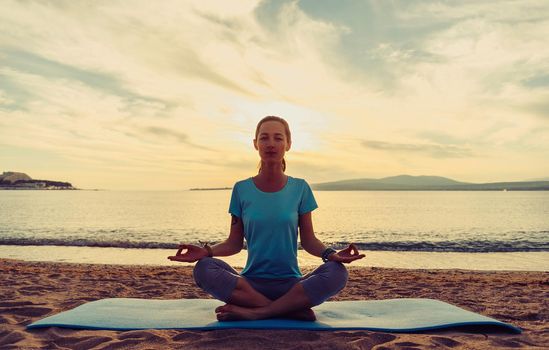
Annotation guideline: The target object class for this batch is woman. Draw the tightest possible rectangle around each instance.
[168,116,364,321]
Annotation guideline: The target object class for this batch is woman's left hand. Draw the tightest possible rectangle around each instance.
[329,243,365,264]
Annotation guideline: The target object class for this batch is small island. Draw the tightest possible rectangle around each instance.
[0,172,77,190]
[189,187,232,191]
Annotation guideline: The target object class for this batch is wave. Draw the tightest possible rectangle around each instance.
[330,241,549,252]
[0,237,547,252]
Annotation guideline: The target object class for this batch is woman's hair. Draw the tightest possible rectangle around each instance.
[255,116,292,173]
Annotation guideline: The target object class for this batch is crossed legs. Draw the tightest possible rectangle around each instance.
[217,276,316,321]
[192,257,348,321]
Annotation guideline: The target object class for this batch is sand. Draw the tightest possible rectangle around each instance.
[2,245,549,271]
[1,258,547,349]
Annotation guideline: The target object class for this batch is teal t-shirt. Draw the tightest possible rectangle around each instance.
[228,176,318,279]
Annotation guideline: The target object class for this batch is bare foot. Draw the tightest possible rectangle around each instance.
[215,304,261,321]
[280,308,316,321]
[215,304,316,322]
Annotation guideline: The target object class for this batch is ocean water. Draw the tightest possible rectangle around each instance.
[0,190,548,253]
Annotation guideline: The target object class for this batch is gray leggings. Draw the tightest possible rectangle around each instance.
[192,257,348,307]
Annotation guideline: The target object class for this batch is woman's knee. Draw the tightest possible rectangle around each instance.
[192,257,239,302]
[324,261,349,291]
[192,257,216,287]
[301,262,349,307]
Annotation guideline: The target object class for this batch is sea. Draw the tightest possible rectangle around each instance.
[1,190,548,270]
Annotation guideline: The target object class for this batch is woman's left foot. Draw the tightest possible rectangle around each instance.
[282,308,316,321]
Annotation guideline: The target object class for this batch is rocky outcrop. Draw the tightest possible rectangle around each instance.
[0,172,32,184]
[0,172,76,190]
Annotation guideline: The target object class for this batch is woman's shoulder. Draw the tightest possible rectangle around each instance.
[232,177,253,189]
[287,175,308,184]
[286,176,313,190]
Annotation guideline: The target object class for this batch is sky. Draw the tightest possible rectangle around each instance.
[1,0,548,190]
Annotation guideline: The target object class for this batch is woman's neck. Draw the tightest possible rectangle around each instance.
[257,162,285,182]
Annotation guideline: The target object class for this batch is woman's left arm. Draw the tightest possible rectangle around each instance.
[299,212,365,264]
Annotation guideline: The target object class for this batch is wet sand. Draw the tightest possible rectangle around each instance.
[2,245,548,271]
[1,258,547,349]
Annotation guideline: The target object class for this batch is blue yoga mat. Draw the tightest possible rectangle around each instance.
[26,298,521,333]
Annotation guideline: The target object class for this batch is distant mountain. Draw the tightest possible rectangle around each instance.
[311,175,549,191]
[376,175,468,186]
[0,171,76,190]
[526,177,549,182]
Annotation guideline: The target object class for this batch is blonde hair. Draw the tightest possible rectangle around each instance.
[255,116,292,173]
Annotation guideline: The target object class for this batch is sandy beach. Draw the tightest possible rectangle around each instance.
[1,258,547,349]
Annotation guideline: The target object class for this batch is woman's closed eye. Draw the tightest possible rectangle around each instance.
[259,135,284,141]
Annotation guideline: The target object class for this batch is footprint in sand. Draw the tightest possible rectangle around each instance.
[52,335,113,349]
[0,315,11,324]
[0,330,25,347]
[7,306,52,317]
[394,341,422,348]
[36,327,78,338]
[118,330,166,342]
[171,331,204,342]
[18,287,54,296]
[287,330,321,342]
[0,301,45,307]
[97,338,153,349]
[490,337,540,348]
[326,332,398,349]
[339,333,397,349]
[431,336,461,348]
[370,333,398,344]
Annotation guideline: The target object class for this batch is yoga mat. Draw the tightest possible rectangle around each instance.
[27,298,521,333]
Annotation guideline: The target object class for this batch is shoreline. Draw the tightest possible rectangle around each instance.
[1,258,547,349]
[0,245,548,271]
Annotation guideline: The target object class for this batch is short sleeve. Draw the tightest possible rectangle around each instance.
[298,180,318,215]
[228,184,242,217]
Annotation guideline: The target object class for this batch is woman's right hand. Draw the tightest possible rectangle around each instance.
[167,244,208,263]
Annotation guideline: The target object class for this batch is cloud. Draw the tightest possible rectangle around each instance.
[400,0,548,22]
[0,48,171,110]
[416,131,470,146]
[140,126,216,151]
[521,98,549,119]
[522,74,549,89]
[0,89,14,106]
[361,140,474,159]
[291,0,549,113]
[143,127,189,143]
[1,0,548,188]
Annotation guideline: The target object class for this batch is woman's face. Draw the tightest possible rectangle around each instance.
[254,120,291,164]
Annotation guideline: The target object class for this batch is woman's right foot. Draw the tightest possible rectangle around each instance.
[281,308,316,321]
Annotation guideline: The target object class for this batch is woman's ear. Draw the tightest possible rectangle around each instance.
[286,140,292,151]
[253,138,258,150]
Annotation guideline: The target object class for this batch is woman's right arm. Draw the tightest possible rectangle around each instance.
[168,215,244,262]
